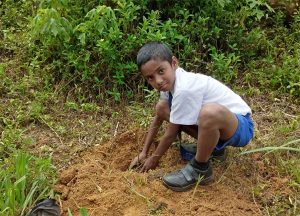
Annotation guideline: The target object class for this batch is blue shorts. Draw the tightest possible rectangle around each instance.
[215,113,254,151]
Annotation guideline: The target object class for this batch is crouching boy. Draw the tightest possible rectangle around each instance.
[130,41,254,192]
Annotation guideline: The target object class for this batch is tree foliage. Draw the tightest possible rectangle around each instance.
[1,0,299,100]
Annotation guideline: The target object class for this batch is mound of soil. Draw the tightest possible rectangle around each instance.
[55,129,262,216]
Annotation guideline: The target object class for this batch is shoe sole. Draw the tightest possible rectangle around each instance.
[162,175,214,192]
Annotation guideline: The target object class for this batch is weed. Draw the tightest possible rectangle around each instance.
[64,101,79,111]
[68,207,89,216]
[192,175,204,198]
[80,103,99,112]
[209,46,241,82]
[128,102,153,128]
[0,151,56,216]
[80,208,88,216]
[241,138,300,154]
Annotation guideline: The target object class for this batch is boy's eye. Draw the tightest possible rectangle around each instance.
[147,77,153,81]
[159,69,164,74]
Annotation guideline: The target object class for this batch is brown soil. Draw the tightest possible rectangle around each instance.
[55,129,270,216]
[25,94,298,215]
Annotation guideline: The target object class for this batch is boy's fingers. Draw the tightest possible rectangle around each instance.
[129,158,138,169]
[129,163,135,169]
[129,156,144,170]
[128,162,134,169]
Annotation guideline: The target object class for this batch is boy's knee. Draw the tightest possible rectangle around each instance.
[155,100,169,121]
[198,103,226,128]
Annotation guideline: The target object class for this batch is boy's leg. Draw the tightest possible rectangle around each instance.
[179,112,229,162]
[162,103,238,191]
[157,101,233,160]
[195,103,238,162]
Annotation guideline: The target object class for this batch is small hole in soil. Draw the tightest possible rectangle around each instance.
[119,163,131,171]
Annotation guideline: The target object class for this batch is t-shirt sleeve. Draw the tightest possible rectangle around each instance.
[170,90,204,125]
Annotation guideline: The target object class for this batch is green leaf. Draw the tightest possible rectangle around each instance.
[80,208,88,216]
[68,208,73,216]
[78,33,86,45]
[217,0,225,8]
[0,64,6,76]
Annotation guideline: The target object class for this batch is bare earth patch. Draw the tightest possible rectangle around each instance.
[55,129,268,216]
[24,95,298,215]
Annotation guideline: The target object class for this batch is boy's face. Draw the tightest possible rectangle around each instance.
[140,57,177,92]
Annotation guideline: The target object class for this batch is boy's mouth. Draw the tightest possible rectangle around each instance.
[159,84,168,91]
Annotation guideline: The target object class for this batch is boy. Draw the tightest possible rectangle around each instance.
[129,41,254,192]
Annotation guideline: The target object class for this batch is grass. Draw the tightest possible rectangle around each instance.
[0,59,58,215]
[1,27,299,215]
[241,138,300,154]
[239,97,300,215]
[0,59,299,214]
[68,208,89,216]
[0,151,56,215]
[1,84,299,215]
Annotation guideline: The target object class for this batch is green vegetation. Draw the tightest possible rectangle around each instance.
[0,0,299,215]
[2,0,298,99]
[0,151,56,215]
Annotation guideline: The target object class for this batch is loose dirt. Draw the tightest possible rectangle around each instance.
[55,129,268,216]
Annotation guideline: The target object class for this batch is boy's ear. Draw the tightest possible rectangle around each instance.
[171,56,178,68]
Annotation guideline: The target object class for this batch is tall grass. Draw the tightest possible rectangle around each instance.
[0,151,56,216]
[241,139,300,154]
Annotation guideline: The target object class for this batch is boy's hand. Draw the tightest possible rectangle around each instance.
[140,155,160,172]
[129,152,146,169]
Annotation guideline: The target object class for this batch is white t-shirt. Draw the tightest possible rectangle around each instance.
[160,67,251,125]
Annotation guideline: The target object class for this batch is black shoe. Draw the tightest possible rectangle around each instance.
[162,161,213,192]
[211,148,227,162]
[180,144,227,162]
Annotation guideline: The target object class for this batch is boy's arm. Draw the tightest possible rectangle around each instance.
[141,122,180,172]
[129,114,163,169]
[141,115,163,155]
[152,122,180,156]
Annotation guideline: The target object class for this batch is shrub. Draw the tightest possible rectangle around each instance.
[22,0,300,99]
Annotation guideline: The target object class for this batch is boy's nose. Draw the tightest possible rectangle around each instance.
[155,76,163,85]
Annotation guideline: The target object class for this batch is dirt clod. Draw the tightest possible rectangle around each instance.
[59,167,78,185]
